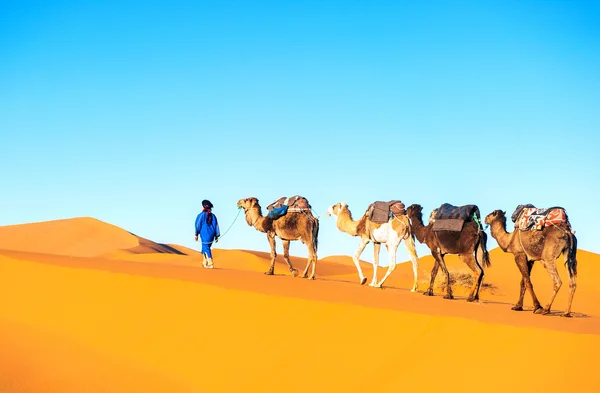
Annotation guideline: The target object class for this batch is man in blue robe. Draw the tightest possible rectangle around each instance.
[195,199,220,268]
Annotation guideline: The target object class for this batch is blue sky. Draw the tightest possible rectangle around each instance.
[1,0,599,265]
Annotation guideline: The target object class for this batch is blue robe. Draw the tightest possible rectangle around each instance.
[195,212,220,258]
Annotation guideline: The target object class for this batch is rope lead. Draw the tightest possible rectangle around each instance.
[198,206,243,245]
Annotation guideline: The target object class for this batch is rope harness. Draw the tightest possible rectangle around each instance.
[198,207,243,245]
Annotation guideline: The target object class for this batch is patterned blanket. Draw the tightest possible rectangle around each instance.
[432,203,482,232]
[367,200,405,224]
[512,205,568,231]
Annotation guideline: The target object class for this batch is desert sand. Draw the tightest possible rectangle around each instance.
[1,217,599,392]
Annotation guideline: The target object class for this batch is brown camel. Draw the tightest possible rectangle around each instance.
[237,197,319,279]
[484,209,578,317]
[326,202,419,290]
[406,204,491,301]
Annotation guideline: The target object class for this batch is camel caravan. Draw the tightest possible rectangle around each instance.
[236,195,579,317]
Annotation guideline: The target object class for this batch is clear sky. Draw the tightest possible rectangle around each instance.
[2,0,599,265]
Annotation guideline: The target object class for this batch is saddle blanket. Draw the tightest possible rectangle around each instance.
[368,200,405,224]
[432,218,465,232]
[513,206,568,231]
[432,203,482,232]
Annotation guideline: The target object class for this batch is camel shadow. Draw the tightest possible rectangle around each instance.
[539,310,590,319]
[246,271,593,318]
[470,300,591,318]
[316,277,415,291]
[316,277,355,285]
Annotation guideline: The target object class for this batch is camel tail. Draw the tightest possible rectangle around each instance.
[478,230,491,268]
[565,230,578,277]
[312,217,319,253]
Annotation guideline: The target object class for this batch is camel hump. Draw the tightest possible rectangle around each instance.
[368,200,406,224]
[513,205,569,231]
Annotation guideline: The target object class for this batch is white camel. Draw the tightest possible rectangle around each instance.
[326,202,419,291]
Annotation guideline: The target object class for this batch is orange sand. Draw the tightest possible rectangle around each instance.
[0,217,599,392]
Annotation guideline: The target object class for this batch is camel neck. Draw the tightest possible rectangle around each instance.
[336,208,360,236]
[490,219,513,251]
[409,213,428,243]
[245,207,266,230]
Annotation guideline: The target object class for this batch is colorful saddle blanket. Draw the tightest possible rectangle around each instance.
[266,195,311,219]
[432,203,482,232]
[367,200,405,224]
[512,205,568,231]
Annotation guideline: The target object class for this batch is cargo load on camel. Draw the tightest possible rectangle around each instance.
[431,203,483,232]
[366,200,406,224]
[511,204,569,231]
[266,195,312,220]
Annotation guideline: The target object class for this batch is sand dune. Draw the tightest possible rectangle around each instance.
[0,216,197,258]
[0,217,599,392]
[0,217,139,257]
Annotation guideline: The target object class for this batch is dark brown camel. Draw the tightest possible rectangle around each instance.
[484,210,578,317]
[237,197,319,279]
[406,204,491,301]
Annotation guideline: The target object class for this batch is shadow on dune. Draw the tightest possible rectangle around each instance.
[125,232,188,255]
[241,250,363,276]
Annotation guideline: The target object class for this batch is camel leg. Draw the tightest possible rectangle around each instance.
[301,237,318,280]
[353,238,369,285]
[434,251,453,299]
[563,265,577,318]
[265,234,277,275]
[307,242,318,280]
[279,240,299,277]
[540,259,562,315]
[512,258,534,311]
[300,255,312,279]
[423,250,442,297]
[370,243,381,287]
[404,235,419,292]
[439,258,454,299]
[513,254,542,313]
[376,241,400,288]
[459,252,484,302]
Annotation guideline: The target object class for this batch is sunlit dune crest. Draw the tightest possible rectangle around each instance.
[0,217,198,259]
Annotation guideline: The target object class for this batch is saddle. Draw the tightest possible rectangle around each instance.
[432,203,482,232]
[366,200,406,224]
[266,195,312,220]
[511,204,569,231]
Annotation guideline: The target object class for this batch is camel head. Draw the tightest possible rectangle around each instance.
[484,209,507,226]
[237,197,260,212]
[237,197,264,227]
[406,204,423,220]
[326,202,348,217]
